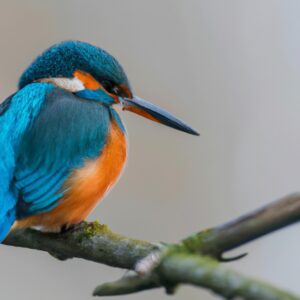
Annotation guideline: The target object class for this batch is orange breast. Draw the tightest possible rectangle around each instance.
[16,120,127,232]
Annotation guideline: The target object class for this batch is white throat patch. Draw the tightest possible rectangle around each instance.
[38,77,85,92]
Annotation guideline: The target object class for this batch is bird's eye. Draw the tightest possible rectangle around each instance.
[102,80,115,94]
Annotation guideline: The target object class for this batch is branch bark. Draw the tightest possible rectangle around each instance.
[4,222,159,269]
[182,193,300,258]
[94,254,299,300]
[4,193,300,300]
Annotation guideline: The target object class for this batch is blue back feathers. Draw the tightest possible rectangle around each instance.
[0,83,54,239]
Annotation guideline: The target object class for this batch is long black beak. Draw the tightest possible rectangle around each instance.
[121,96,199,136]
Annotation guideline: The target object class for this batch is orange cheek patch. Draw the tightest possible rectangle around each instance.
[74,70,101,90]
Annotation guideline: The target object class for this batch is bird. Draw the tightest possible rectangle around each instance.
[0,40,199,242]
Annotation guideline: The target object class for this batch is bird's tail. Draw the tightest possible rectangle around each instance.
[0,208,16,242]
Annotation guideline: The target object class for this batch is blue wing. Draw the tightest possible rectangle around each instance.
[14,86,111,218]
[0,83,111,241]
[0,83,55,240]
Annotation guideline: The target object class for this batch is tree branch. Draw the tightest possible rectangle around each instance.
[93,271,161,296]
[182,193,300,258]
[4,222,160,269]
[4,193,300,299]
[94,254,299,300]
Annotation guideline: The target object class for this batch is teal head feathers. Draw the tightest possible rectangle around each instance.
[19,41,130,90]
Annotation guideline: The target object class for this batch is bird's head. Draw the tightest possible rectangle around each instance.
[19,41,199,136]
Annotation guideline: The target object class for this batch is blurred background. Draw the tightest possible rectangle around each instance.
[1,1,300,299]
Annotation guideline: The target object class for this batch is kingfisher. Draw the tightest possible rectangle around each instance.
[0,41,198,241]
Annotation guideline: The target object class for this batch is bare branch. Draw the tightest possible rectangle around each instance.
[93,272,160,296]
[3,193,300,299]
[183,193,300,257]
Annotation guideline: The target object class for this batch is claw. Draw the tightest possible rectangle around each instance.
[60,221,86,234]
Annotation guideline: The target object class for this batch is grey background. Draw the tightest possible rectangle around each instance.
[0,1,300,299]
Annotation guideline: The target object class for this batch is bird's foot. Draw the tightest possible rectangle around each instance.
[60,221,86,234]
